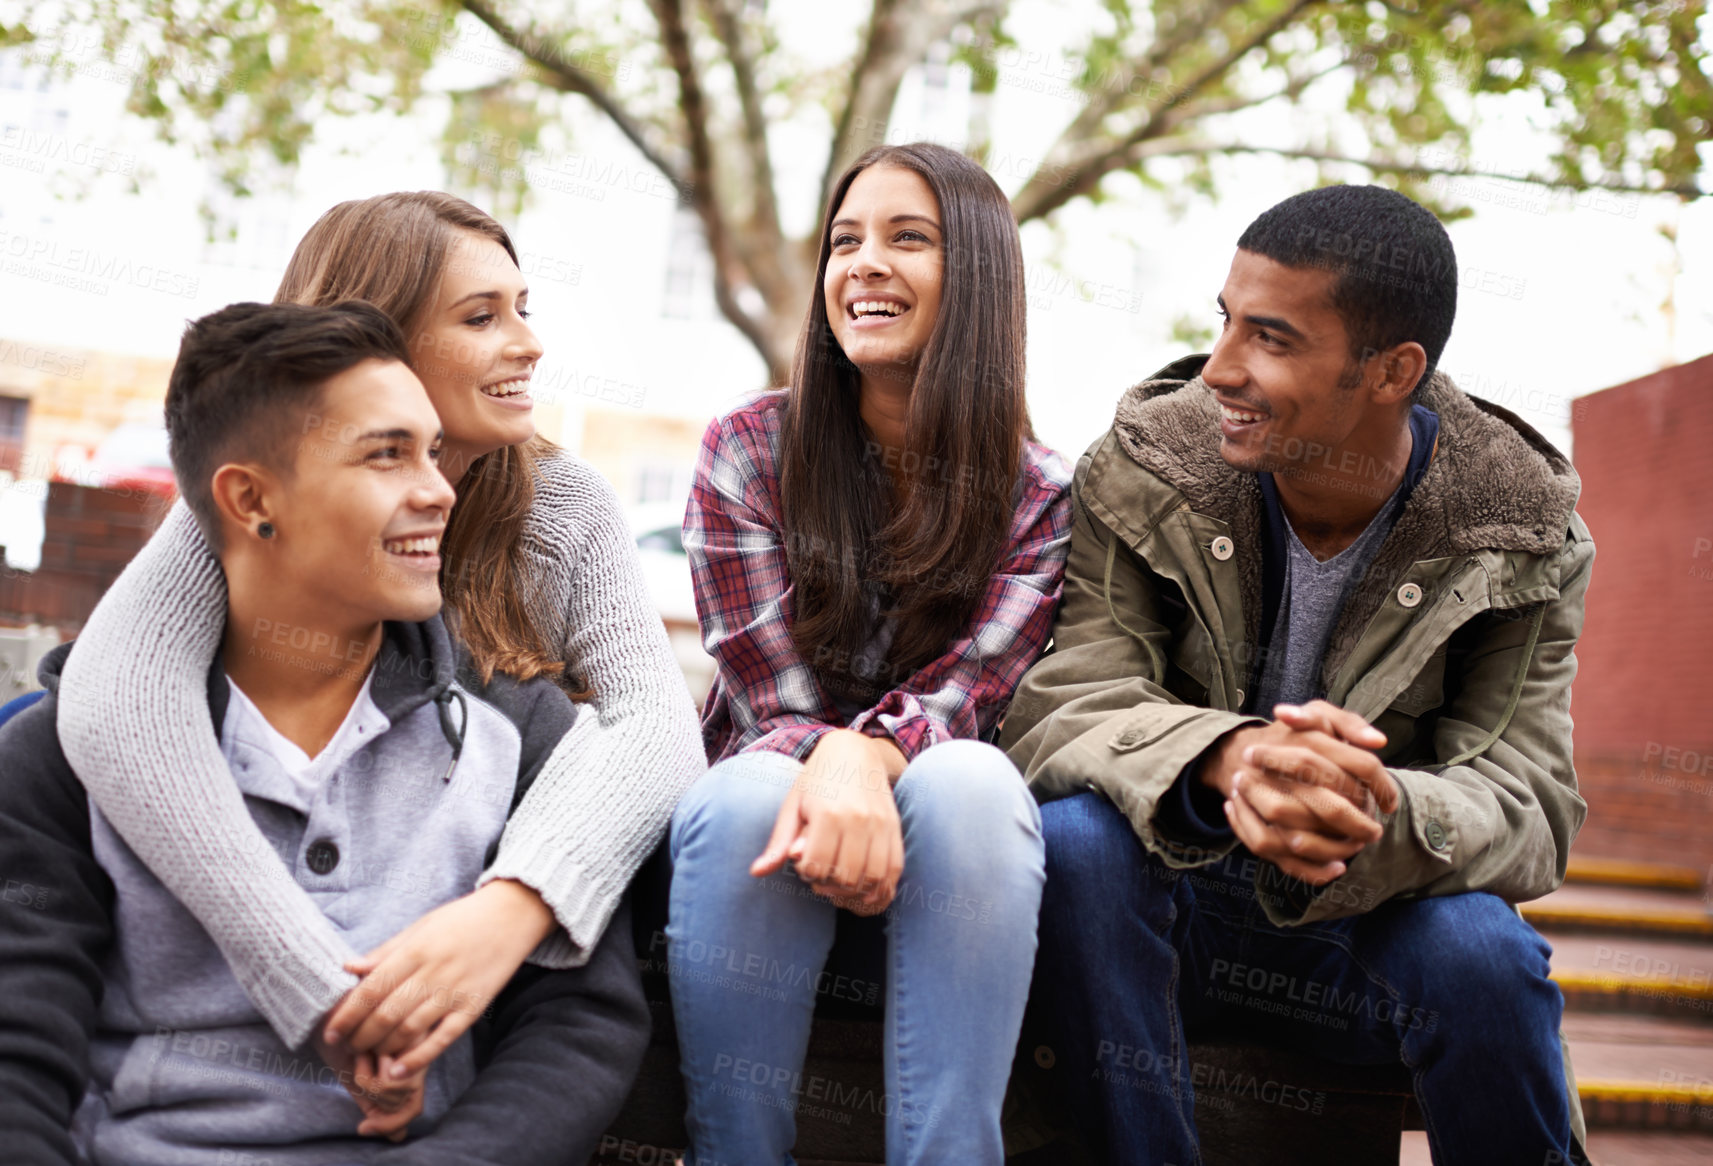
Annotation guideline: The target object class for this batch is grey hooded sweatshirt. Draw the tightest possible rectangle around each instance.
[0,615,650,1166]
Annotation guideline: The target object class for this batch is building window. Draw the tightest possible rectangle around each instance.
[0,396,27,475]
[662,206,714,320]
[922,42,951,103]
[635,460,693,506]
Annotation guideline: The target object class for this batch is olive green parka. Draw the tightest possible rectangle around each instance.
[1001,357,1594,1144]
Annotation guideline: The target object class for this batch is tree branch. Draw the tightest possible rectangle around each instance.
[1060,0,1249,141]
[818,0,1003,216]
[458,0,690,197]
[1162,57,1343,123]
[1122,140,1705,198]
[701,0,795,316]
[1013,0,1324,223]
[650,0,775,367]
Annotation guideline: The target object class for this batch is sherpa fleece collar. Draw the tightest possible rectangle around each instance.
[1092,356,1581,683]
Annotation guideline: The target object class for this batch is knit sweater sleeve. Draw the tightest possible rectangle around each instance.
[53,500,360,1047]
[476,454,706,968]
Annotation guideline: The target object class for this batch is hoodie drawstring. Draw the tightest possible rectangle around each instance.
[436,688,468,782]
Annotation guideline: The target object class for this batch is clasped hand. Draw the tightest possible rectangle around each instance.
[315,878,559,1136]
[750,728,907,915]
[1200,700,1399,885]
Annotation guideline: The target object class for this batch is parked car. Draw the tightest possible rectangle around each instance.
[84,423,176,500]
[623,501,712,702]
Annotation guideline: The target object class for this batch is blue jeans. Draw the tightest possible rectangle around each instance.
[1034,792,1579,1166]
[668,740,1046,1166]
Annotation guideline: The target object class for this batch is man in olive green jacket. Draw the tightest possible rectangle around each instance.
[1002,185,1591,1165]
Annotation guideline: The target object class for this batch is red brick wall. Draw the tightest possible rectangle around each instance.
[1569,353,1713,866]
[0,482,169,634]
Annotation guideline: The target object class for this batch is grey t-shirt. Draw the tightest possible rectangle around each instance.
[1250,486,1406,714]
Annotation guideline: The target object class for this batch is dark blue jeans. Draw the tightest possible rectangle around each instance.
[1033,792,1579,1166]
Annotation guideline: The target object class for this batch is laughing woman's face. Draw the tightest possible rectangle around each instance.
[823,165,944,385]
[408,230,544,466]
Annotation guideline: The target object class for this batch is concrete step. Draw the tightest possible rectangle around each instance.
[1550,931,1713,1018]
[1562,1012,1713,1130]
[1403,1129,1713,1165]
[1524,882,1713,940]
[1565,856,1706,893]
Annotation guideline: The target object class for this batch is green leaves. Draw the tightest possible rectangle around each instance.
[8,0,1704,363]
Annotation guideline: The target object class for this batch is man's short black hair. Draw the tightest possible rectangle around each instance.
[165,300,411,547]
[1236,185,1457,396]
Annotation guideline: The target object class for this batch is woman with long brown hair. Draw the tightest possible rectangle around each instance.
[667,143,1072,1163]
[55,192,705,1087]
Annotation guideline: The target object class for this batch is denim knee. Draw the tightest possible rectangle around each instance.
[1040,792,1175,917]
[1040,792,1140,882]
[1392,892,1556,1004]
[670,750,800,859]
[894,739,1042,860]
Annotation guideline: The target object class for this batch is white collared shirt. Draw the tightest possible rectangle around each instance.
[222,670,385,808]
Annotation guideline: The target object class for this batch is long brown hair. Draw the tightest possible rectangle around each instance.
[780,144,1030,706]
[275,191,575,692]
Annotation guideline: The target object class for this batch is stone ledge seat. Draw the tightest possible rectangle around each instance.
[596,981,1421,1166]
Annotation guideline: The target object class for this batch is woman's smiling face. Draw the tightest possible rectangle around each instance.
[823,164,944,384]
[408,230,543,464]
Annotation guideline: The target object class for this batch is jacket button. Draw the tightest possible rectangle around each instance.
[1397,583,1423,608]
[1210,536,1234,561]
[1423,821,1447,850]
[1115,729,1142,747]
[305,838,341,875]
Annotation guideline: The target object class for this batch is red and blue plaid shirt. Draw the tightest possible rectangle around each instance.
[685,390,1073,765]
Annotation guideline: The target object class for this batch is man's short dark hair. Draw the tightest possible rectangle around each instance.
[165,300,411,547]
[1236,185,1457,396]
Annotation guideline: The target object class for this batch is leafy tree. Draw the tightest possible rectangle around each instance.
[8,0,1707,380]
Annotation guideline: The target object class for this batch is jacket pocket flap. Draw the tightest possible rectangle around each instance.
[1387,647,1448,717]
[1107,709,1213,753]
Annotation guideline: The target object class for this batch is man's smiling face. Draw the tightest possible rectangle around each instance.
[1199,248,1374,475]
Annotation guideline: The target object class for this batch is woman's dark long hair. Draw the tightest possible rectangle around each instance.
[779,143,1031,706]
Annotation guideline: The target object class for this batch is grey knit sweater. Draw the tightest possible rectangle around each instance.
[55,450,705,1048]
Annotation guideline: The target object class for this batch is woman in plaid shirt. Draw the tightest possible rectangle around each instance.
[667,143,1073,1165]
